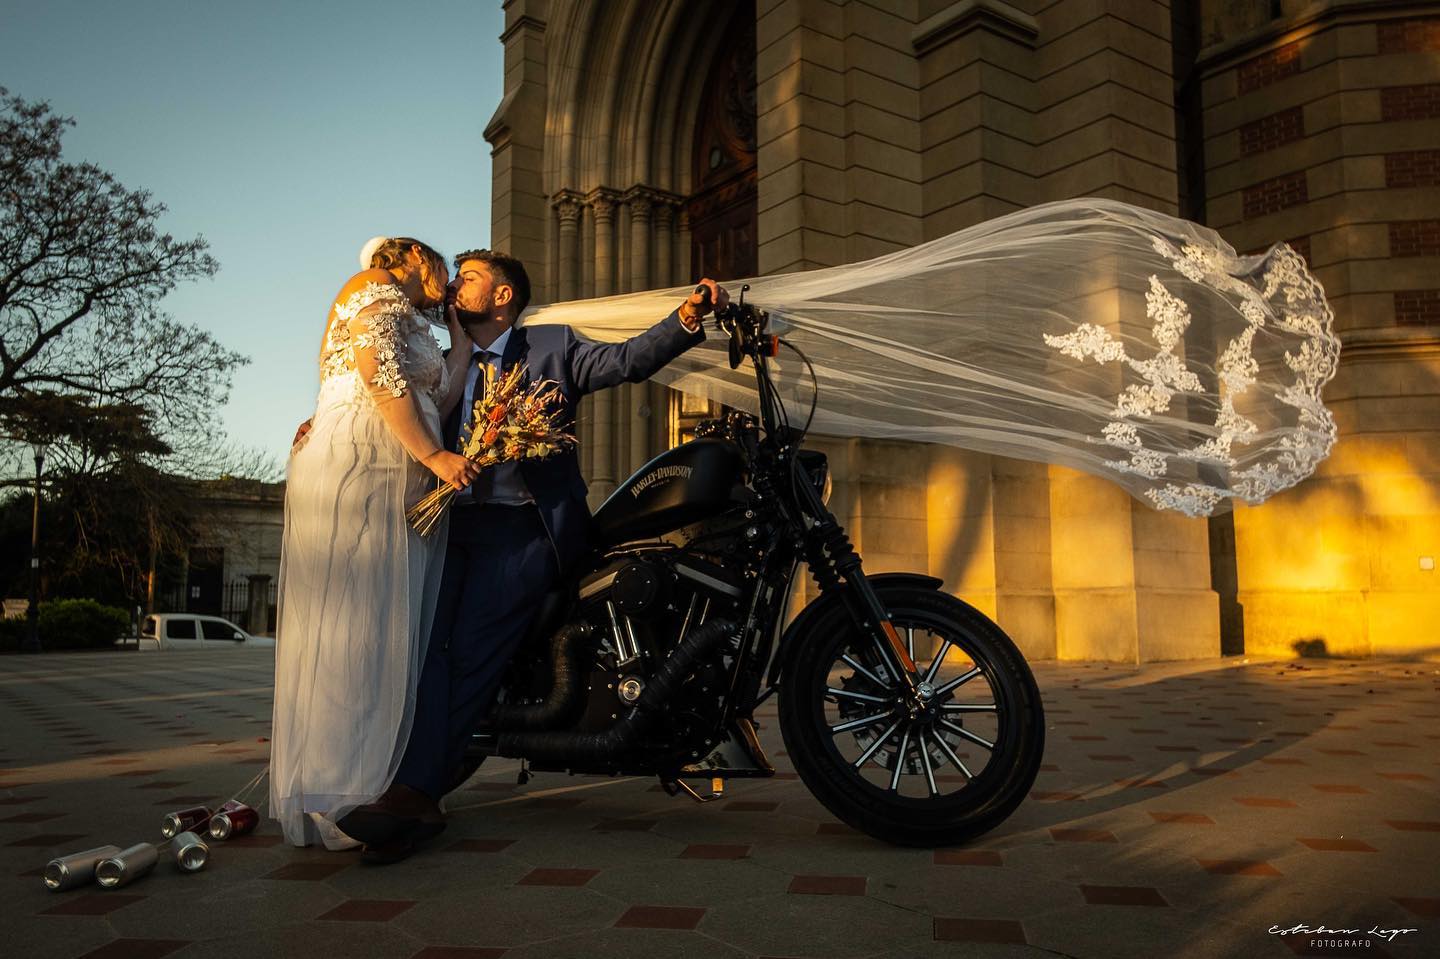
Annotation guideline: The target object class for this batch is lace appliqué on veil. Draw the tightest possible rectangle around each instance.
[1043,236,1340,516]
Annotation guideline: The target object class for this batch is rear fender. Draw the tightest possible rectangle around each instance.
[765,572,943,689]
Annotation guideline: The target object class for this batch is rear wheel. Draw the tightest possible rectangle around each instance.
[778,585,1044,847]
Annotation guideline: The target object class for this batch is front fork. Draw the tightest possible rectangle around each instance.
[793,477,927,709]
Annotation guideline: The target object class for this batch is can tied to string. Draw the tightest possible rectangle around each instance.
[209,800,259,840]
[96,843,159,888]
[161,806,212,839]
[43,845,122,892]
[171,831,210,872]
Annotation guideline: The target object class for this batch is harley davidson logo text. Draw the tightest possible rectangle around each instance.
[631,465,693,497]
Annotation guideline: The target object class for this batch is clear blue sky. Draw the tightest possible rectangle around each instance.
[1,0,506,468]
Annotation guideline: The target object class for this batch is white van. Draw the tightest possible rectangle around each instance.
[116,614,276,650]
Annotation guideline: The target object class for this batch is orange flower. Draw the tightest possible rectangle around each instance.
[488,404,508,424]
[482,427,500,446]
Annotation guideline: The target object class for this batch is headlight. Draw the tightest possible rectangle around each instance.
[798,450,831,505]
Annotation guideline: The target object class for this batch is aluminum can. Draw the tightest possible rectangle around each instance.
[161,806,211,839]
[171,831,209,872]
[43,845,121,892]
[209,803,259,840]
[95,843,158,888]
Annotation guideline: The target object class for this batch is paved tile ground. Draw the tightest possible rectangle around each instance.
[1,649,1436,959]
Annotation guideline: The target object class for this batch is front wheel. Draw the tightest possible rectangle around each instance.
[778,585,1044,847]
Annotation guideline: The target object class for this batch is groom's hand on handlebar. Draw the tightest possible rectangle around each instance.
[423,450,481,491]
[679,278,728,332]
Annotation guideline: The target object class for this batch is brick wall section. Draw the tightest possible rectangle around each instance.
[1239,107,1304,156]
[1394,289,1440,325]
[1389,219,1440,257]
[1377,17,1440,54]
[1243,171,1308,219]
[1236,41,1301,93]
[1380,84,1440,121]
[1385,150,1440,188]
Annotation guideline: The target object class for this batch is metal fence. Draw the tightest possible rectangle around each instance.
[220,579,277,633]
[157,578,276,633]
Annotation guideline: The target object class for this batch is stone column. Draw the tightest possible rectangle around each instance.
[591,189,618,297]
[617,202,632,294]
[553,191,582,302]
[626,187,653,293]
[588,188,620,498]
[581,203,596,299]
[245,574,271,637]
[552,191,589,491]
[675,208,691,283]
[625,187,656,476]
[654,199,676,285]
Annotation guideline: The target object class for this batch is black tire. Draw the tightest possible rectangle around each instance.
[777,585,1045,847]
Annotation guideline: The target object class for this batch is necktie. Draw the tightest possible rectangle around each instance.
[466,350,496,503]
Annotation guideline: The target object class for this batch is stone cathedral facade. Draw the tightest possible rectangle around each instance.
[484,0,1439,663]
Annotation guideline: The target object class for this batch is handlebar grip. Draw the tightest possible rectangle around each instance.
[693,283,713,309]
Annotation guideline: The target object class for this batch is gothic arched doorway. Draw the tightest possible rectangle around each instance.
[675,2,756,441]
[688,3,757,281]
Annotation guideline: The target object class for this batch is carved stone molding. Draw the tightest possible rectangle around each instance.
[499,13,546,45]
[622,185,684,222]
[551,189,584,226]
[912,0,1039,53]
[1196,0,1429,75]
[586,187,622,222]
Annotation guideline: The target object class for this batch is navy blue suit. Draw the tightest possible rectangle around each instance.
[394,309,705,799]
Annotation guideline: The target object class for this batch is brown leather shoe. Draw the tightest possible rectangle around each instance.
[337,784,444,846]
[360,834,417,865]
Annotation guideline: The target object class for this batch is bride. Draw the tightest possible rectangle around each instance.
[270,237,479,849]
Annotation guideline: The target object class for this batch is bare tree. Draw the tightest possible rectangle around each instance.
[0,87,249,462]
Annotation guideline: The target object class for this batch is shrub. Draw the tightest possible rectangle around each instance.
[36,599,132,650]
[0,615,24,652]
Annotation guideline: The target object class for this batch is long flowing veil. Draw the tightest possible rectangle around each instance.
[519,197,1340,517]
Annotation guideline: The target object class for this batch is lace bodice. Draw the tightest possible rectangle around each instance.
[321,282,446,404]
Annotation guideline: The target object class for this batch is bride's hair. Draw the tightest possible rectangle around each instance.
[369,237,446,277]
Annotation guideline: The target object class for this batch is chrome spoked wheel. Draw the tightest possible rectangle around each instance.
[826,624,1001,800]
[779,585,1045,847]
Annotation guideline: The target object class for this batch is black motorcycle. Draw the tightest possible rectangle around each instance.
[464,288,1045,847]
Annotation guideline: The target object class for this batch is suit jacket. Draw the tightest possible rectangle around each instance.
[443,309,705,574]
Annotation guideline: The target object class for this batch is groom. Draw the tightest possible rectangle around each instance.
[341,249,724,861]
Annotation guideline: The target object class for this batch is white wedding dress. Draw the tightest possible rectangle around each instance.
[270,282,450,849]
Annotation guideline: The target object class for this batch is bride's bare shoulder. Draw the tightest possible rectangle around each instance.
[328,269,401,316]
[336,268,399,299]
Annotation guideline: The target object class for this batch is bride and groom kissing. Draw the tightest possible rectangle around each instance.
[271,237,727,863]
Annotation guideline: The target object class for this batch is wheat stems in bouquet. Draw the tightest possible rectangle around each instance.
[406,363,575,536]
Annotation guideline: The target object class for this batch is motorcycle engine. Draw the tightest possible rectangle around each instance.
[569,545,748,755]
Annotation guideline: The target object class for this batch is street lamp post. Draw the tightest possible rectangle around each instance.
[23,442,45,653]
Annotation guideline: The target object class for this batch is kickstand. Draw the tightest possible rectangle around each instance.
[659,776,725,803]
[517,759,531,786]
